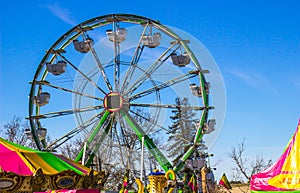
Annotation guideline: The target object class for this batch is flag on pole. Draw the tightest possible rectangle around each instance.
[219,173,232,190]
[119,171,129,193]
[188,174,197,193]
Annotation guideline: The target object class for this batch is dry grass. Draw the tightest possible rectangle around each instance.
[218,184,250,193]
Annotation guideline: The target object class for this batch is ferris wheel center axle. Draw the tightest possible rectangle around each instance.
[103,92,124,112]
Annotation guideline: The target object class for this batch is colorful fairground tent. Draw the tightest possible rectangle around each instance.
[0,137,91,176]
[250,120,300,193]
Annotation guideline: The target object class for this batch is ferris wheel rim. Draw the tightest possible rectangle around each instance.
[28,14,216,178]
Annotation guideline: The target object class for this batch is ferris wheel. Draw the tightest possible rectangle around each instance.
[27,14,225,178]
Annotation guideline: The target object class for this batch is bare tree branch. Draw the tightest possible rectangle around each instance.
[229,138,272,183]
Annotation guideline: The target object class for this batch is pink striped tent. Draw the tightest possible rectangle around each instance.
[0,137,91,176]
[250,120,300,193]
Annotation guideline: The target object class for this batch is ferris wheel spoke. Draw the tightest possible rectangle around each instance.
[89,45,113,92]
[33,80,103,101]
[124,43,180,97]
[130,103,206,111]
[120,23,149,93]
[84,116,115,166]
[118,115,133,149]
[80,28,113,92]
[118,116,141,167]
[75,110,111,162]
[111,21,122,91]
[120,109,173,172]
[46,111,105,150]
[129,71,199,101]
[56,51,107,95]
[129,109,190,143]
[29,105,104,119]
[111,119,128,167]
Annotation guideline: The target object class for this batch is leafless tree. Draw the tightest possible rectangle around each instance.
[59,138,83,160]
[229,138,272,182]
[1,116,29,146]
[1,116,52,149]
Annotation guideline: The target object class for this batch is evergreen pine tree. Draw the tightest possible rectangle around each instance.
[167,97,198,160]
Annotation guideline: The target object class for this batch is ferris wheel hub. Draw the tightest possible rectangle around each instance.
[103,92,124,112]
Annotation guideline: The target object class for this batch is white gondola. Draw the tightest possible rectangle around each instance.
[142,32,161,48]
[186,157,206,170]
[106,28,127,43]
[171,52,190,67]
[73,38,94,53]
[37,127,47,139]
[24,128,33,140]
[189,82,210,97]
[46,61,66,75]
[189,83,202,97]
[203,119,216,134]
[35,92,50,106]
[205,82,210,94]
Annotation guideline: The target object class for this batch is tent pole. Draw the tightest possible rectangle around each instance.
[140,136,144,181]
[82,142,87,165]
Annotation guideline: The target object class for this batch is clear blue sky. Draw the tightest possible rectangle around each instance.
[1,0,300,181]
